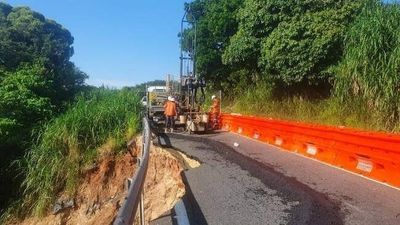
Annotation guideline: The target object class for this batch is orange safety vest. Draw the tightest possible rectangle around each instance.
[211,98,220,114]
[164,101,177,116]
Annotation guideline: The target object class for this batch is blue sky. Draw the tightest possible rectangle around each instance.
[4,0,187,88]
[4,0,397,88]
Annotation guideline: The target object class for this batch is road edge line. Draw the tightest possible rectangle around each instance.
[174,199,190,225]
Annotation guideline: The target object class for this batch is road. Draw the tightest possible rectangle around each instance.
[152,131,400,225]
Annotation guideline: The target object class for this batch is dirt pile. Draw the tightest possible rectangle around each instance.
[15,140,199,225]
[143,145,200,222]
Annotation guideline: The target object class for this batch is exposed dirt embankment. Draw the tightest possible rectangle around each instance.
[16,139,199,225]
[144,144,199,222]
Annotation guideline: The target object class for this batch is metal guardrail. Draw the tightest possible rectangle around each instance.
[113,117,151,225]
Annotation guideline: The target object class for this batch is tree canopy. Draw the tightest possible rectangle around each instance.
[182,0,243,90]
[182,0,365,92]
[0,3,87,148]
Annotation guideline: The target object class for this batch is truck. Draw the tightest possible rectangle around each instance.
[144,78,209,133]
[143,86,168,123]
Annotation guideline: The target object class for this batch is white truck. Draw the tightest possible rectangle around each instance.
[143,86,168,123]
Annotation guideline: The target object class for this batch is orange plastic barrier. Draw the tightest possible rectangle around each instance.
[220,113,400,188]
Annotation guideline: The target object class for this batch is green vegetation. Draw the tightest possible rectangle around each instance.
[20,89,142,216]
[1,0,399,221]
[0,2,87,214]
[0,64,53,147]
[226,83,388,131]
[184,0,364,90]
[335,1,400,129]
[0,2,143,221]
[183,0,400,132]
[123,79,166,96]
[0,2,86,148]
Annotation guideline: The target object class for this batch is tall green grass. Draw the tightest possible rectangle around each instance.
[335,0,400,129]
[20,88,142,216]
[226,82,397,132]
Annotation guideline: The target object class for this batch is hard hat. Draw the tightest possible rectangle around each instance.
[168,96,172,101]
[211,95,216,100]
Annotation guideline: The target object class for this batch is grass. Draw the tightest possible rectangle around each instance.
[335,0,400,126]
[225,82,399,133]
[13,88,142,217]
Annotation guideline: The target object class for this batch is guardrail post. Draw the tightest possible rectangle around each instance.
[140,191,145,225]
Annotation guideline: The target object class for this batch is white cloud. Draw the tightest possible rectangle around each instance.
[86,78,137,89]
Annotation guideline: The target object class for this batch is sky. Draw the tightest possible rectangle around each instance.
[4,0,187,88]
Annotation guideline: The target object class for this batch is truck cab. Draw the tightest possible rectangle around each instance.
[146,86,168,122]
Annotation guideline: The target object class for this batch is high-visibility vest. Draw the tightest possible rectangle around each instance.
[211,98,220,114]
[164,101,177,116]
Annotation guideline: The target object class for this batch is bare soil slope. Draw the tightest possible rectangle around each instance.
[15,140,197,225]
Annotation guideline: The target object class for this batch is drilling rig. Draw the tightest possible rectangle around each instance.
[176,7,208,133]
[145,7,208,133]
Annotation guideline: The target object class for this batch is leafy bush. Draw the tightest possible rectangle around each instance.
[0,63,53,146]
[223,0,364,86]
[21,89,142,216]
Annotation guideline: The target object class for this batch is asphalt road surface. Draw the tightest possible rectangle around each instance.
[153,131,400,225]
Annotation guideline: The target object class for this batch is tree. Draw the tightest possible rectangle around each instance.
[182,0,364,94]
[223,0,364,88]
[0,63,53,146]
[0,3,87,105]
[0,3,87,212]
[222,0,284,68]
[261,1,364,85]
[0,4,73,70]
[181,0,243,90]
[0,3,87,146]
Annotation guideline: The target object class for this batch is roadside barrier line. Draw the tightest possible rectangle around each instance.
[221,113,400,189]
[230,132,400,192]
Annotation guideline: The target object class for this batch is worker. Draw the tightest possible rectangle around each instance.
[164,96,177,133]
[210,95,220,129]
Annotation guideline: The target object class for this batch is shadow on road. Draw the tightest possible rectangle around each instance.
[168,133,345,225]
[153,132,208,225]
